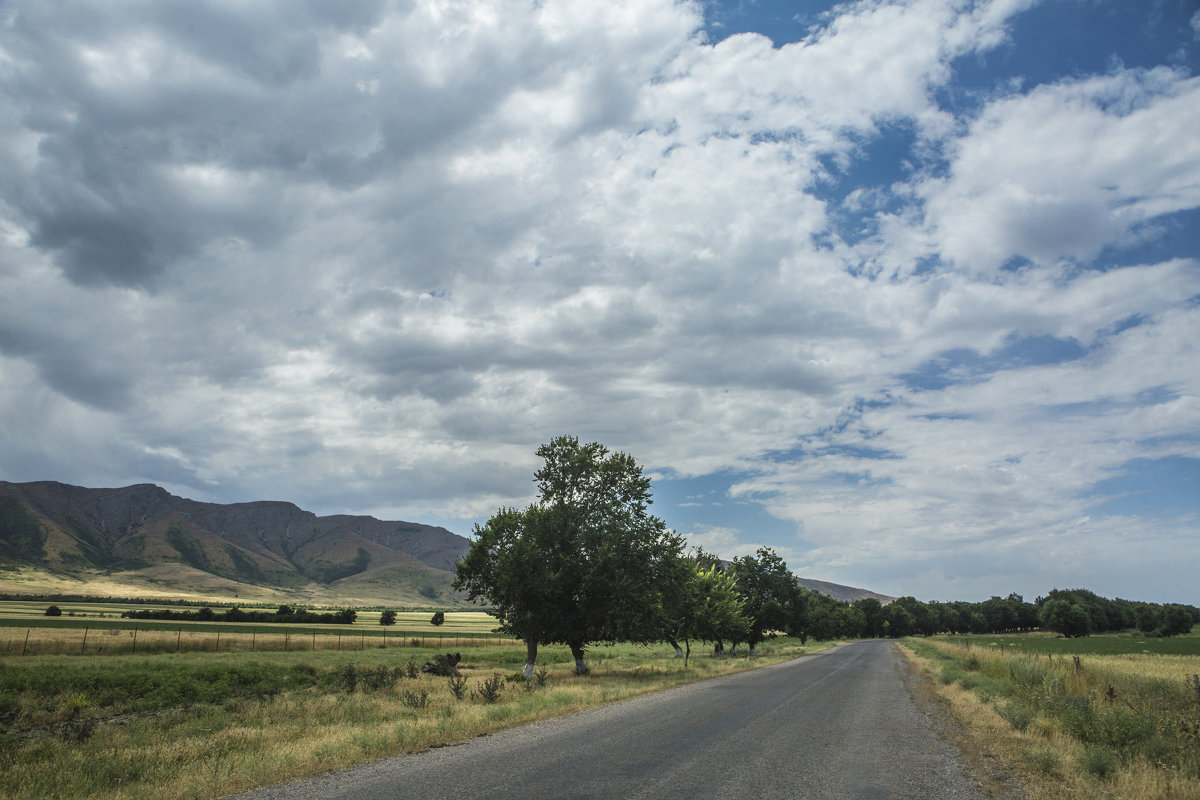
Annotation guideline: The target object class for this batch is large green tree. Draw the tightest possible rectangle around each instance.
[730,547,798,654]
[663,563,749,666]
[454,436,684,677]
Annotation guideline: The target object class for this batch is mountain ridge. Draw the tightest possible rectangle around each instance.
[1,480,890,607]
[0,480,470,605]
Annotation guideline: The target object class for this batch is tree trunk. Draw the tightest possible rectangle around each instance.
[523,639,538,680]
[569,641,589,675]
[684,639,691,668]
[668,639,683,658]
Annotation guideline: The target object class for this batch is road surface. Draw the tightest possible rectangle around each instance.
[226,640,990,800]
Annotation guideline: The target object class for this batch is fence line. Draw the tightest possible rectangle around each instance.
[0,627,523,657]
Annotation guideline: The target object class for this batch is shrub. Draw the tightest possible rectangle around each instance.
[1081,746,1119,780]
[337,663,359,693]
[1025,748,1060,775]
[379,609,397,626]
[44,605,62,617]
[360,665,401,691]
[999,701,1037,732]
[59,693,96,742]
[430,611,445,626]
[472,675,504,704]
[404,660,420,679]
[399,689,430,709]
[447,675,468,701]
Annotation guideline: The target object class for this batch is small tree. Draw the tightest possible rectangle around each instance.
[1159,605,1193,637]
[668,564,748,666]
[730,547,798,655]
[430,610,445,626]
[380,609,397,626]
[45,604,62,617]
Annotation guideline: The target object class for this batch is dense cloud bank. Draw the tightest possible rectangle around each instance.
[1,0,1198,602]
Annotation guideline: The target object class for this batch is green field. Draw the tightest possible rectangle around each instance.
[0,602,517,656]
[933,628,1200,656]
[0,631,825,800]
[904,631,1200,800]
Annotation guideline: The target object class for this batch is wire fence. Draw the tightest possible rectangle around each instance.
[0,626,523,657]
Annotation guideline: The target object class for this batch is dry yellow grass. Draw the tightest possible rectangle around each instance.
[901,640,1200,800]
[0,639,828,800]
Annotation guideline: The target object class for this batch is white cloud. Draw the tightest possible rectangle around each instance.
[0,0,1197,602]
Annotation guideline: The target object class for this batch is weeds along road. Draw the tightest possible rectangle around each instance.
[227,640,989,800]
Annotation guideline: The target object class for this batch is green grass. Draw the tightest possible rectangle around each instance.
[903,636,1200,798]
[0,636,829,800]
[932,629,1200,656]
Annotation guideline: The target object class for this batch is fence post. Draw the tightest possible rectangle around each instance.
[252,631,256,651]
[81,627,89,655]
[132,627,138,654]
[177,628,182,652]
[285,632,290,651]
[21,628,30,656]
[216,630,221,652]
[311,630,315,651]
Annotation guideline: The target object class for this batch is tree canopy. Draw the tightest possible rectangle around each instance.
[454,435,685,676]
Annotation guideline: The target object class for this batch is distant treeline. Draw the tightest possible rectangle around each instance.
[120,605,358,625]
[800,587,1199,640]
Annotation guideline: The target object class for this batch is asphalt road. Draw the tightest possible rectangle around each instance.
[226,641,989,800]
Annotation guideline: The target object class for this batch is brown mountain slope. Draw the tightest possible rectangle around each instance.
[0,480,470,606]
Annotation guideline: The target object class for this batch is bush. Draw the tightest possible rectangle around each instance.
[360,665,401,691]
[430,611,445,626]
[447,675,468,701]
[44,605,62,617]
[337,664,358,693]
[404,660,420,679]
[999,701,1036,732]
[399,689,430,709]
[472,675,504,704]
[58,693,96,742]
[380,609,397,626]
[1081,746,1119,780]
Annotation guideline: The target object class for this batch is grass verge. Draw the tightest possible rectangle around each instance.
[900,636,1200,800]
[0,637,828,799]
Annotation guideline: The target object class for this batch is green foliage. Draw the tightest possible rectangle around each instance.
[446,675,468,701]
[165,525,211,572]
[404,660,420,679]
[44,605,62,617]
[399,688,430,709]
[58,692,96,742]
[730,547,797,649]
[379,609,397,626]
[662,561,749,663]
[1040,598,1092,638]
[454,435,685,673]
[472,674,505,704]
[430,611,445,626]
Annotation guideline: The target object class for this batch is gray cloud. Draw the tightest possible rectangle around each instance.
[1,0,1197,602]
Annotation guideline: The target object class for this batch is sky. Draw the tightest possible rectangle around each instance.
[1,0,1198,605]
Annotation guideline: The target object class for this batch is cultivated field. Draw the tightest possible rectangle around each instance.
[0,609,825,800]
[0,602,518,656]
[902,631,1200,800]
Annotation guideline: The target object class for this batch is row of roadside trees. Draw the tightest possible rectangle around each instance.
[454,437,1198,678]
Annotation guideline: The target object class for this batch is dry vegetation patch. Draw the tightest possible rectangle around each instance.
[0,637,827,800]
[901,636,1200,800]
